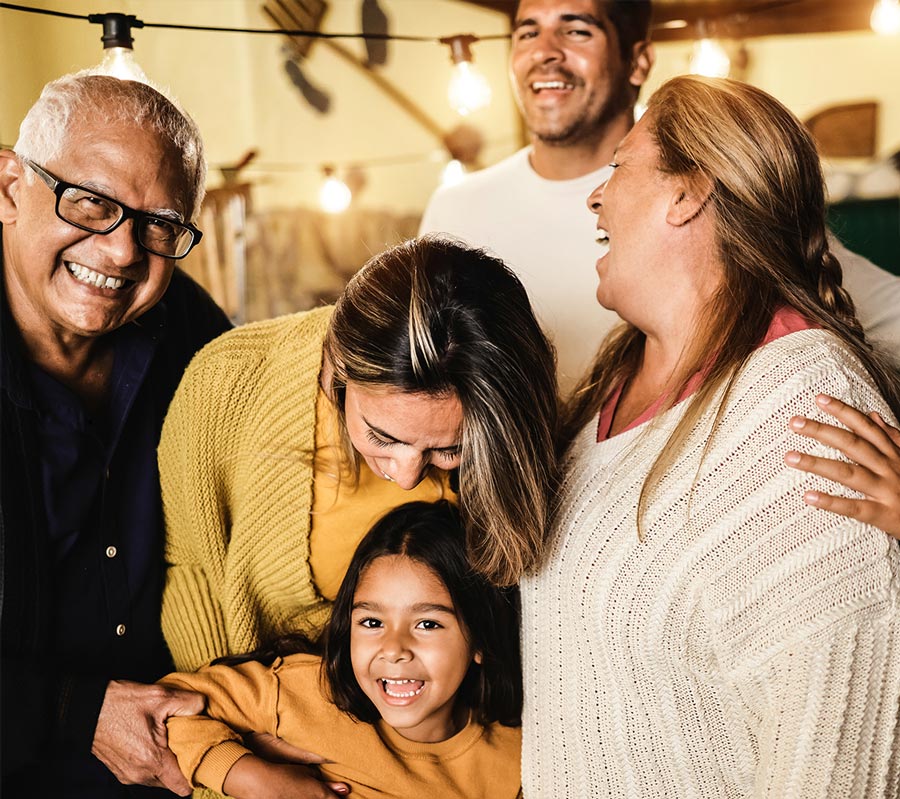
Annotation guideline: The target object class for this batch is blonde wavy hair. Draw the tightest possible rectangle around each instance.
[564,76,900,534]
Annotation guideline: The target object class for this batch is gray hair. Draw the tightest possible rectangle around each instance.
[14,72,207,219]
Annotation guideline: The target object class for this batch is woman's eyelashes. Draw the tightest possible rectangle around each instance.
[365,429,460,462]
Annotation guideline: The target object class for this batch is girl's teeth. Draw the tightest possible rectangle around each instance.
[380,678,425,698]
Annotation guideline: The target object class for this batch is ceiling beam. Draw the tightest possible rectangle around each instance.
[457,0,876,40]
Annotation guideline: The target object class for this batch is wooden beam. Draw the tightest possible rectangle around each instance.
[457,0,877,39]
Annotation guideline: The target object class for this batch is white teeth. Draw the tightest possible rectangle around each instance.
[596,229,610,257]
[532,80,573,91]
[67,263,126,290]
[380,678,425,698]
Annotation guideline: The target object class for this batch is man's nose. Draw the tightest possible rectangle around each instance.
[531,30,564,64]
[93,218,142,266]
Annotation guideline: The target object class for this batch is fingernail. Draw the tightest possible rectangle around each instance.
[785,451,801,464]
[817,394,831,405]
[804,490,821,504]
[789,417,806,430]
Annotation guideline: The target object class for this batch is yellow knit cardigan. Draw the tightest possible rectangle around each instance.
[159,307,334,672]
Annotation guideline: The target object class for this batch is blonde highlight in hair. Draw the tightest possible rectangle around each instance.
[564,76,900,536]
[325,236,559,585]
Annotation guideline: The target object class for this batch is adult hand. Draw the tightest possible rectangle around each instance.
[246,732,350,795]
[785,393,900,538]
[91,679,205,795]
[223,754,350,798]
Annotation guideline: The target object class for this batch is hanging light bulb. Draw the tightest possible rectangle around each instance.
[441,35,492,116]
[689,38,731,78]
[440,159,467,188]
[88,13,150,83]
[319,166,352,214]
[870,0,900,34]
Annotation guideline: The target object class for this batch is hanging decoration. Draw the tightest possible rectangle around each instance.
[89,12,151,82]
[441,34,492,116]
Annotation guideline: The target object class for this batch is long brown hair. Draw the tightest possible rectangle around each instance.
[564,76,900,531]
[325,236,559,586]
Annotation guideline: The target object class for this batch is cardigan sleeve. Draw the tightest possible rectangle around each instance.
[159,334,252,671]
[699,343,900,798]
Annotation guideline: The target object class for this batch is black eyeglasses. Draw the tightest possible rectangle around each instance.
[21,157,202,260]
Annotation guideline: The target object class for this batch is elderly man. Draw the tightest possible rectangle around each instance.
[0,74,231,797]
[421,0,900,392]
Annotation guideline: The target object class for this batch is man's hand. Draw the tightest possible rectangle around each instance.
[786,393,900,538]
[91,679,205,796]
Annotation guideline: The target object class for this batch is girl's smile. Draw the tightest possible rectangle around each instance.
[350,554,481,743]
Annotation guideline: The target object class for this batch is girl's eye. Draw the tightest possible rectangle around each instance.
[609,162,619,170]
[416,619,442,631]
[437,449,460,463]
[365,431,393,449]
[359,617,382,629]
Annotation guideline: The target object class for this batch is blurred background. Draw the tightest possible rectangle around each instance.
[2,0,898,321]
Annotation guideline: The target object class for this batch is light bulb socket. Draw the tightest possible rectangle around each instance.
[440,34,479,65]
[89,13,145,50]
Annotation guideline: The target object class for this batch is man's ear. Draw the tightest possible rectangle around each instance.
[0,150,23,225]
[666,172,713,226]
[629,41,655,89]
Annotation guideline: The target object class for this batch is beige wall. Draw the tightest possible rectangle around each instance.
[647,30,900,162]
[2,2,898,215]
[0,0,517,213]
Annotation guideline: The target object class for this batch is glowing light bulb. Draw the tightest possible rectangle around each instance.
[98,46,150,83]
[440,159,467,187]
[448,61,492,116]
[871,0,900,34]
[689,38,731,78]
[441,35,492,116]
[88,13,151,84]
[319,172,352,214]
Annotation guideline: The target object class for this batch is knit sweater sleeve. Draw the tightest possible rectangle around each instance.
[159,308,332,672]
[696,336,900,798]
[161,659,278,793]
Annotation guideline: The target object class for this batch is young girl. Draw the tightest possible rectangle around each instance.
[160,501,522,798]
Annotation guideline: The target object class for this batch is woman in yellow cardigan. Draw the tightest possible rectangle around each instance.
[158,235,559,674]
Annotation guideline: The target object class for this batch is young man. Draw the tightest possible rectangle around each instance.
[421,0,900,391]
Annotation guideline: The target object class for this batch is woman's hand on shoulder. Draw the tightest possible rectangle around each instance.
[785,394,900,539]
[222,753,349,799]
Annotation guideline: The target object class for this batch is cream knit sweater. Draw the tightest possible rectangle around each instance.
[521,330,900,798]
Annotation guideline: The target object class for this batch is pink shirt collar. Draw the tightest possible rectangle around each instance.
[597,306,817,442]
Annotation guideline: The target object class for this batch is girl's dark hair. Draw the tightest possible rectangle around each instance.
[326,500,522,727]
[214,501,522,728]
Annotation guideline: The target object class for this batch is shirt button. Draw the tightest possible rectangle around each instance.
[115,624,126,637]
[105,546,117,558]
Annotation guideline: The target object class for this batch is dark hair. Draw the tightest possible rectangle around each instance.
[604,0,653,60]
[325,236,559,587]
[213,502,522,727]
[324,501,522,727]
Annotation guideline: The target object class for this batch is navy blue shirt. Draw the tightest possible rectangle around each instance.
[1,241,232,797]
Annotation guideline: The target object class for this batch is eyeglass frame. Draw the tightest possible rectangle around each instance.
[19,157,203,260]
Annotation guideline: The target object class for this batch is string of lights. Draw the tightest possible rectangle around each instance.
[0,2,510,42]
